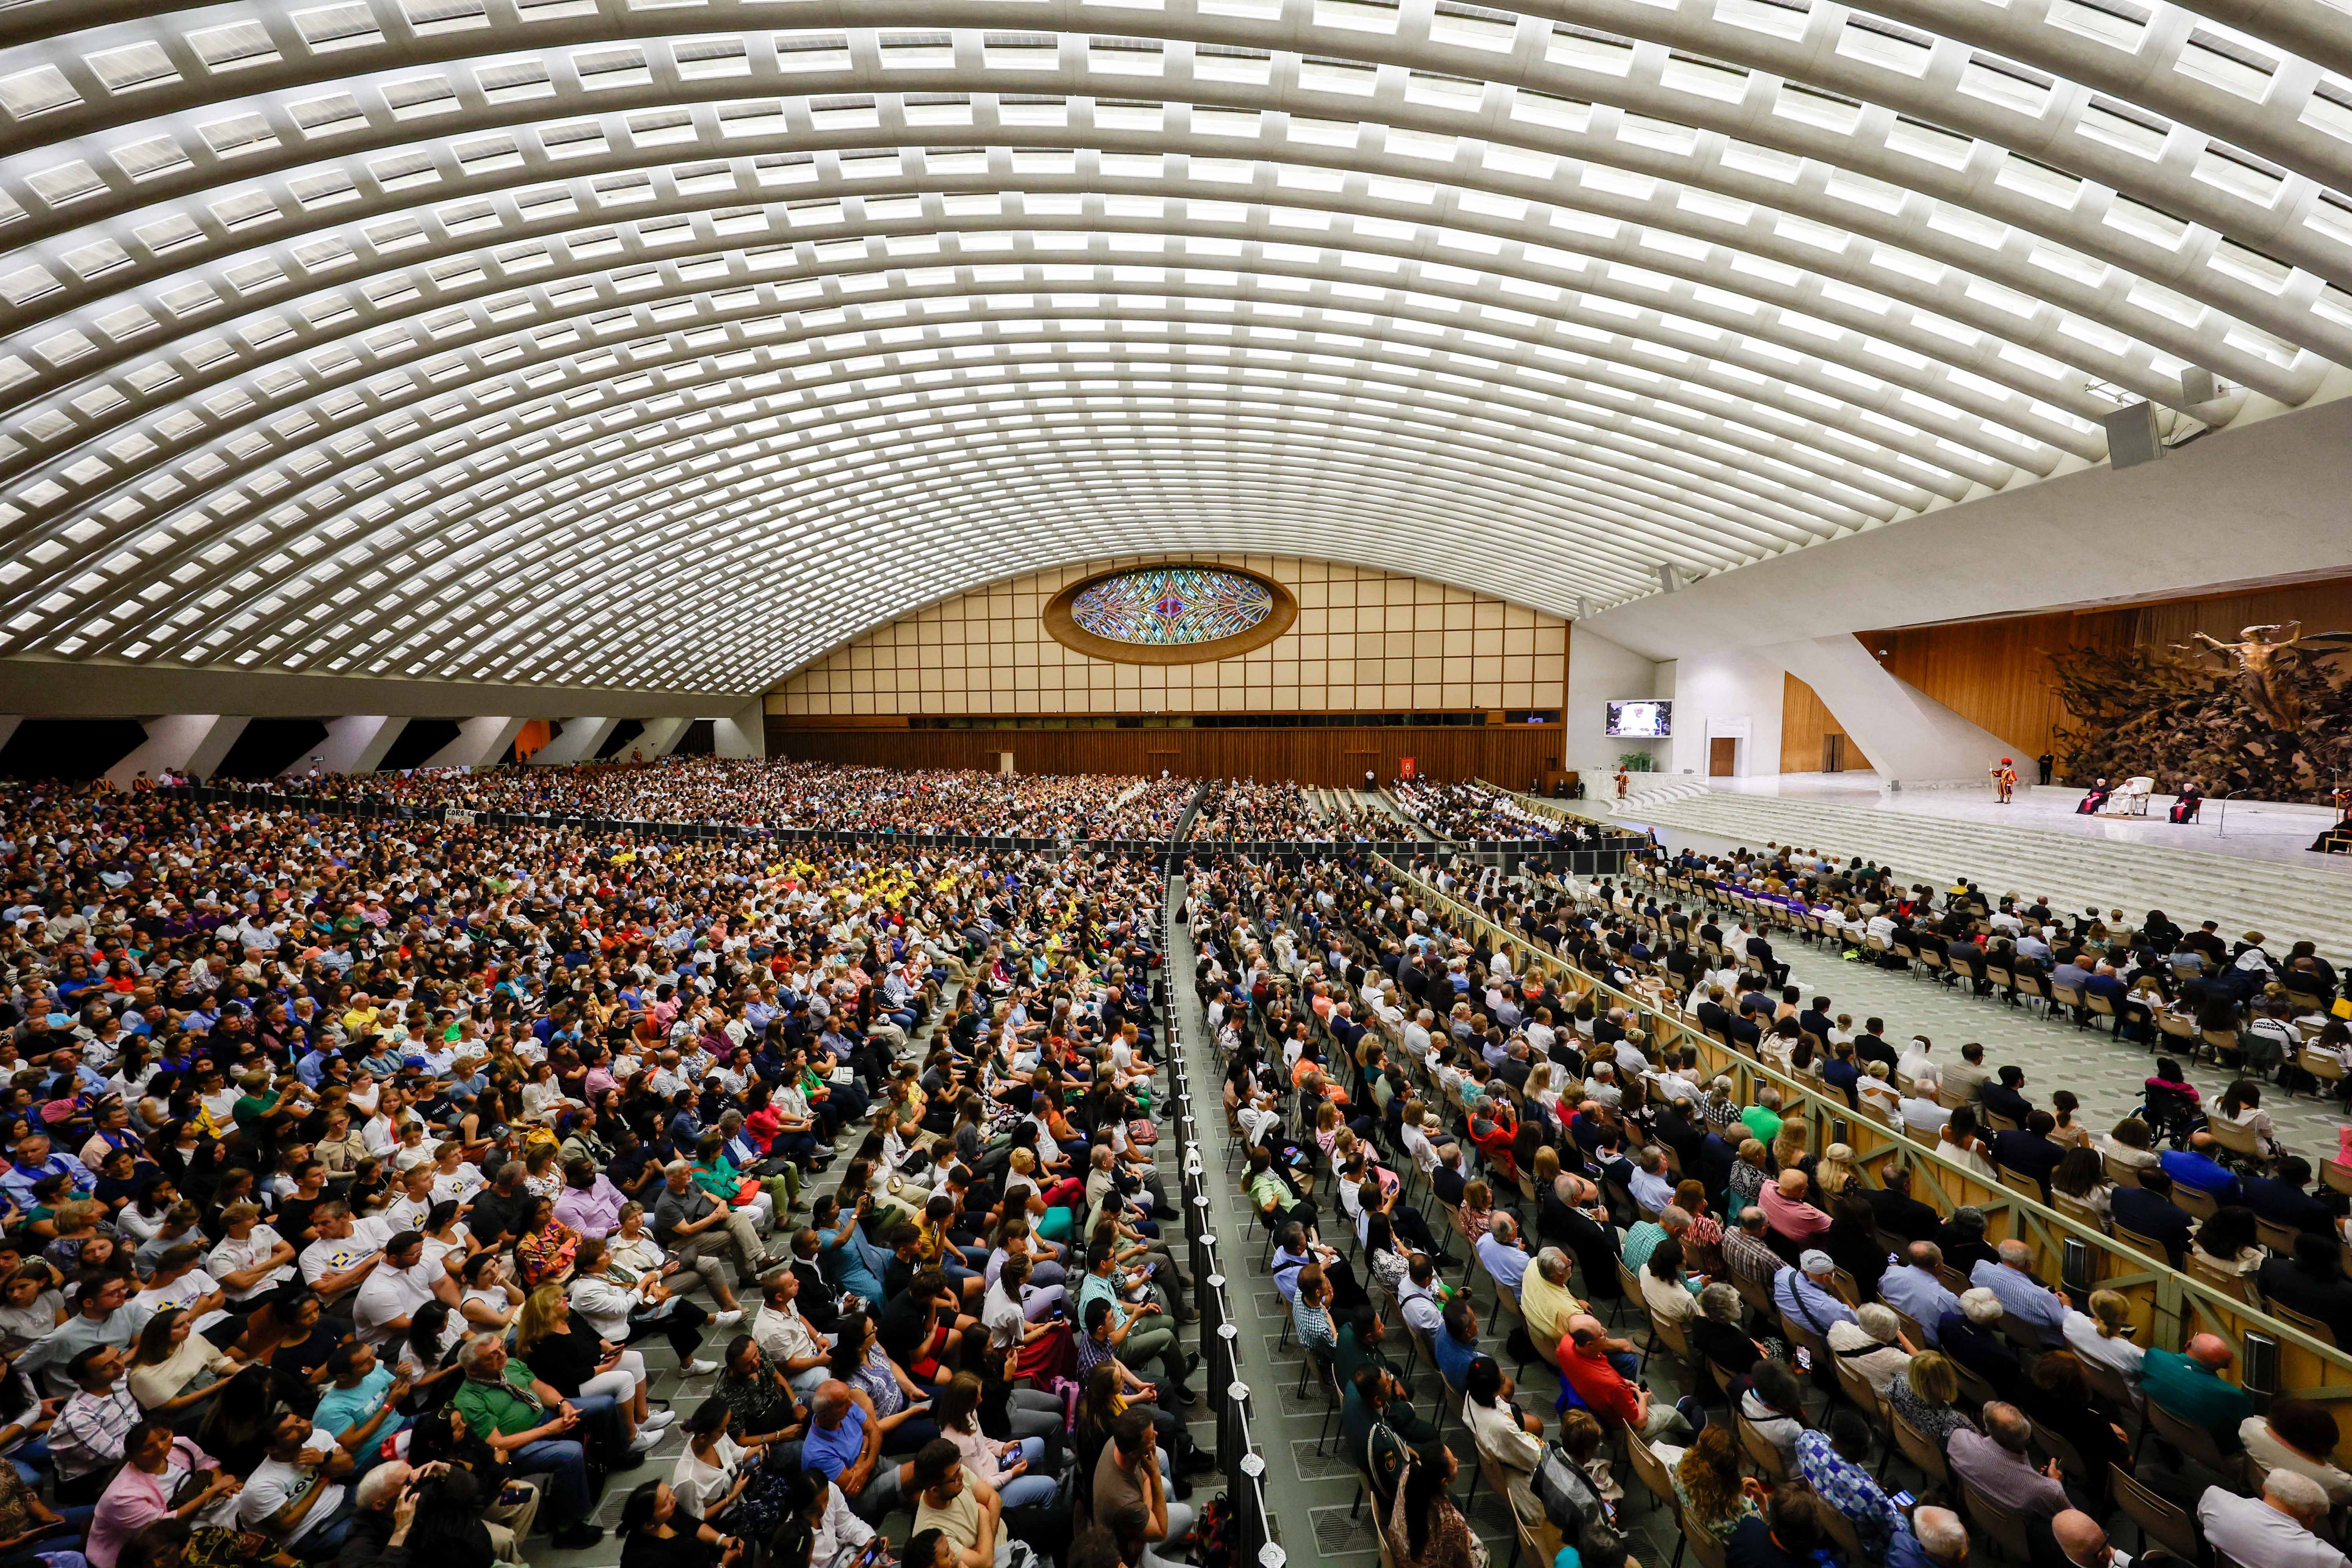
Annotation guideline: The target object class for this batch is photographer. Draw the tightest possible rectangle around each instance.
[337,1460,510,1568]
[615,1478,750,1568]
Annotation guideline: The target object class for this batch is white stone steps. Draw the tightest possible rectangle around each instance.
[1613,787,2352,963]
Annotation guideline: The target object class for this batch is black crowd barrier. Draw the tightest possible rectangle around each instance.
[1165,894,1283,1568]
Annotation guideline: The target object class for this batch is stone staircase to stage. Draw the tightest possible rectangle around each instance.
[1606,786,2352,963]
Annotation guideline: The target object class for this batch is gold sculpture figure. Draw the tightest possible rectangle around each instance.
[2181,622,2352,733]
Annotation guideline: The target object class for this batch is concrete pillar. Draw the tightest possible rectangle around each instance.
[1758,635,2021,786]
[0,718,18,755]
[290,716,407,777]
[619,716,690,762]
[712,699,767,760]
[418,716,529,770]
[105,715,251,788]
[527,717,618,766]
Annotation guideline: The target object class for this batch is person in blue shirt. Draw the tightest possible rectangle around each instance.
[2160,1132,2244,1205]
[1773,1254,1859,1339]
[1877,1243,1959,1345]
[313,1341,416,1468]
[1432,1296,1483,1396]
[813,1194,890,1303]
[803,1379,919,1524]
[1968,1241,2067,1347]
[294,1043,335,1089]
[0,1133,96,1212]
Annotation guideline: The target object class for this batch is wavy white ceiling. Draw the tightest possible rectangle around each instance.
[0,0,2348,692]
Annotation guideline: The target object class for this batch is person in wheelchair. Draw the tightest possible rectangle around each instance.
[2136,1060,2202,1149]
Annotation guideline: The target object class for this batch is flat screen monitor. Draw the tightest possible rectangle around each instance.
[1606,699,1671,738]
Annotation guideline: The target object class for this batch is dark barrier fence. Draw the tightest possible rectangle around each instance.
[1166,893,1284,1568]
[172,784,1628,872]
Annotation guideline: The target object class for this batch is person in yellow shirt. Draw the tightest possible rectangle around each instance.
[1518,1246,1584,1351]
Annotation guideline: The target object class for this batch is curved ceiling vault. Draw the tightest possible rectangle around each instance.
[0,0,2349,692]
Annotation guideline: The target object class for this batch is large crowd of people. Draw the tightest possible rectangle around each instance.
[0,769,1213,1568]
[26,742,2345,1568]
[1187,782,1354,843]
[1192,844,2352,1568]
[201,759,1198,841]
[1640,842,2352,1117]
[1388,782,1568,845]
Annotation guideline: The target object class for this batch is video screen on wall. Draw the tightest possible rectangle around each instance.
[1606,699,1672,738]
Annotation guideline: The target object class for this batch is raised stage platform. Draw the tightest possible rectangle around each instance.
[1604,771,2352,961]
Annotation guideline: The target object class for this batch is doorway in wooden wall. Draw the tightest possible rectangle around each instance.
[1822,734,1848,773]
[1709,737,1738,777]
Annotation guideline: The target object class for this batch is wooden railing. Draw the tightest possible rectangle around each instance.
[1371,855,2352,1451]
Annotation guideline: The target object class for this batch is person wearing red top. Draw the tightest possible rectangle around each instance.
[1557,1313,1698,1447]
[1469,1102,1519,1185]
[1760,1169,1831,1246]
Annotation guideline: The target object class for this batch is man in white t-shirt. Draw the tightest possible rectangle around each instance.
[131,1245,233,1336]
[240,1408,356,1550]
[207,1203,298,1304]
[299,1205,394,1306]
[352,1230,449,1350]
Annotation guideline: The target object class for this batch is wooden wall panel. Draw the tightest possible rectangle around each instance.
[763,722,1566,788]
[2131,577,2352,655]
[1857,613,2133,764]
[1852,572,2352,778]
[1777,672,1875,775]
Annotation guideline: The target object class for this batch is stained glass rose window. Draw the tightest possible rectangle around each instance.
[1067,568,1278,646]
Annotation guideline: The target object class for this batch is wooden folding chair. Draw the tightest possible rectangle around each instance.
[2171,1184,2220,1222]
[1736,1407,1789,1483]
[2297,1048,2348,1100]
[1648,1304,1696,1380]
[1623,1429,1679,1515]
[1831,1355,1887,1437]
[2111,1220,2171,1261]
[1959,1475,2037,1563]
[2252,1213,2307,1258]
[2112,1462,2201,1563]
[1815,1497,1866,1564]
[1994,1163,2041,1201]
[2186,1250,2255,1302]
[1491,1277,1531,1369]
[2029,1415,2093,1489]
[1507,1479,1565,1568]
[2016,974,2055,1017]
[2264,1296,2341,1348]
[2053,1190,2108,1231]
[1614,1257,1646,1329]
[2140,1395,2232,1475]
[2204,1114,2269,1165]
[1888,1406,1951,1487]
[1681,1504,1730,1568]
[1949,1358,1999,1413]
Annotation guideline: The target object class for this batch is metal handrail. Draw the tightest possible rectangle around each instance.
[1370,853,2352,1396]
